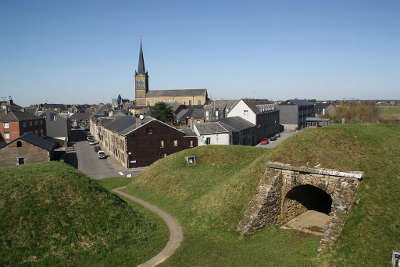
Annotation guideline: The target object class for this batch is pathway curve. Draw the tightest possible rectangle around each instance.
[112,186,183,267]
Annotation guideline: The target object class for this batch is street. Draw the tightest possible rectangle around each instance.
[67,129,145,179]
[256,130,300,149]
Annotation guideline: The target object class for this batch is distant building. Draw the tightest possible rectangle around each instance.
[0,108,46,143]
[175,105,205,128]
[193,122,231,146]
[134,41,209,107]
[0,132,56,167]
[278,99,315,131]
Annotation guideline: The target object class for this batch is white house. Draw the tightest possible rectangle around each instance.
[193,122,231,146]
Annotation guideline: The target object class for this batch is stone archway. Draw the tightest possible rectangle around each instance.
[237,161,363,253]
[282,184,333,222]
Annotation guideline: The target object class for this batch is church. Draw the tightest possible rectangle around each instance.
[134,42,209,107]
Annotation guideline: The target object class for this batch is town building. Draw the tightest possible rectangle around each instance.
[0,132,56,167]
[92,115,197,168]
[277,99,315,131]
[175,105,205,129]
[204,100,239,122]
[227,99,280,144]
[134,42,209,108]
[0,108,47,143]
[40,110,71,147]
[193,122,231,146]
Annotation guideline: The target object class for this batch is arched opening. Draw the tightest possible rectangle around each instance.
[16,141,22,147]
[285,184,332,215]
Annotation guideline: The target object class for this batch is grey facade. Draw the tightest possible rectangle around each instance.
[278,100,315,130]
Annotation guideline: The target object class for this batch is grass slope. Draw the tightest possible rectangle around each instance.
[269,124,400,266]
[0,162,168,266]
[123,145,320,266]
[123,124,400,266]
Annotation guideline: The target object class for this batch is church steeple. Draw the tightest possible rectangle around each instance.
[135,40,149,107]
[137,40,146,74]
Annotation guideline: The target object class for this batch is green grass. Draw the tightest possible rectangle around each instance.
[0,162,168,266]
[123,145,321,266]
[270,124,400,266]
[123,124,400,266]
[377,105,400,121]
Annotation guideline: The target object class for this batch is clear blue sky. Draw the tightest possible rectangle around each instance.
[0,0,399,106]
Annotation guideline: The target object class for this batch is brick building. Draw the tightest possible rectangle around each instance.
[0,109,46,143]
[93,115,197,168]
[0,132,56,167]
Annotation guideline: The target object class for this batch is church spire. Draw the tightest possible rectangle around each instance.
[137,40,146,74]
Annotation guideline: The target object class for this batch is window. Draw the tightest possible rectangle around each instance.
[197,100,201,105]
[205,111,209,120]
[16,141,22,147]
[243,110,249,116]
[146,127,153,134]
[4,122,9,128]
[189,100,192,106]
[34,120,38,126]
[23,122,27,127]
[160,140,165,148]
[173,139,178,147]
[4,132,10,139]
[205,137,211,145]
[29,121,32,126]
[17,157,24,166]
[215,110,219,117]
[40,120,43,125]
[189,140,194,147]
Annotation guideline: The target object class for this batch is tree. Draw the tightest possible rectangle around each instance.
[150,102,174,123]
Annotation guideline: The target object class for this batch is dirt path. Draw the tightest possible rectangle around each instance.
[112,187,183,267]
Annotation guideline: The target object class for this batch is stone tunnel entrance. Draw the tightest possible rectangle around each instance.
[236,162,363,253]
[283,184,333,220]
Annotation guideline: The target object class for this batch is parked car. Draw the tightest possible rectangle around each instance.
[261,138,269,145]
[270,135,277,141]
[98,151,106,159]
[87,136,93,141]
[94,146,100,152]
[89,140,96,145]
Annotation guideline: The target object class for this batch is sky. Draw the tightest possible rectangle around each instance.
[0,0,399,106]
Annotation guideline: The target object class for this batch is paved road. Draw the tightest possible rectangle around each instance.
[256,131,300,149]
[112,187,183,267]
[70,129,145,179]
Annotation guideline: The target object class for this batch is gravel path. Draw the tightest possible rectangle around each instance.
[112,187,183,267]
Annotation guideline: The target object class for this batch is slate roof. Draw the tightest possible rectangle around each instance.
[179,128,197,137]
[176,106,204,121]
[146,89,207,98]
[70,112,91,121]
[0,110,38,122]
[280,99,312,106]
[103,116,137,134]
[2,133,57,151]
[219,117,255,132]
[204,100,239,111]
[241,99,275,114]
[194,122,229,135]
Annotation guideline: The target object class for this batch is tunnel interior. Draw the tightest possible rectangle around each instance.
[285,184,332,214]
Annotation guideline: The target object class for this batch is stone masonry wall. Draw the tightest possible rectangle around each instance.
[237,161,363,253]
